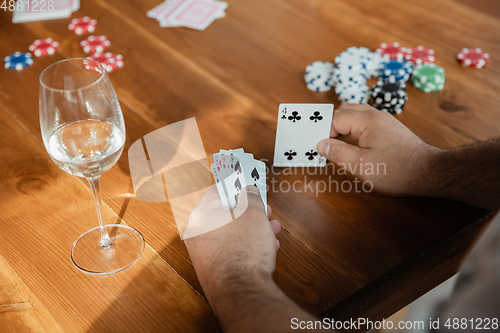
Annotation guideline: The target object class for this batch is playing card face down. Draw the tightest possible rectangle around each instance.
[12,0,80,23]
[273,103,334,167]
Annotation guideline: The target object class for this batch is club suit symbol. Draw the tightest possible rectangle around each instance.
[310,111,323,122]
[288,111,301,122]
[306,150,318,160]
[284,150,297,160]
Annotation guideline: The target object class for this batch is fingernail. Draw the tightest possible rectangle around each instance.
[317,140,330,157]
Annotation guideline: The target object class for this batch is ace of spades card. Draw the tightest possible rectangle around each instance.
[273,104,334,167]
[211,154,246,209]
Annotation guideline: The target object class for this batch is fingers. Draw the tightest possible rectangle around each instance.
[276,239,280,251]
[270,219,281,235]
[332,104,384,143]
[317,138,362,166]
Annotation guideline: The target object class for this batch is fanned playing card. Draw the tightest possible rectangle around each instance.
[273,104,334,167]
[211,149,267,212]
[211,154,245,209]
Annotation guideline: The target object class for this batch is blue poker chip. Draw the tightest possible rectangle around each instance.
[379,59,413,82]
[4,52,34,70]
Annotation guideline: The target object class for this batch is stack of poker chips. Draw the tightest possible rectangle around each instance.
[411,64,445,92]
[379,58,413,83]
[304,61,336,92]
[333,47,379,104]
[371,77,408,114]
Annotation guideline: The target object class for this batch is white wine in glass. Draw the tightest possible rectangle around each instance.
[39,58,144,275]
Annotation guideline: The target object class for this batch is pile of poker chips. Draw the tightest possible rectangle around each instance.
[68,18,123,72]
[333,47,376,103]
[379,58,413,82]
[371,77,408,114]
[68,16,97,35]
[411,64,445,92]
[304,61,335,92]
[3,16,123,73]
[81,35,111,54]
[457,48,489,68]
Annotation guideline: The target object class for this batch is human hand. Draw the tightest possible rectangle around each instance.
[317,104,441,196]
[184,186,281,312]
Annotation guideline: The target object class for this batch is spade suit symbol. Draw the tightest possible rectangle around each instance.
[234,161,242,174]
[234,178,242,191]
[251,167,260,181]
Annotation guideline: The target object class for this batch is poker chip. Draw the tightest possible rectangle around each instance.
[80,35,111,54]
[376,42,407,60]
[28,38,59,57]
[457,48,489,68]
[405,46,435,65]
[337,83,371,104]
[304,61,335,92]
[333,69,366,89]
[335,47,370,74]
[371,77,408,114]
[379,59,413,82]
[411,63,445,92]
[4,52,33,70]
[89,52,124,72]
[68,17,97,35]
[365,52,383,79]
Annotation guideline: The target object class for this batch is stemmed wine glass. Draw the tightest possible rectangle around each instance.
[39,58,144,275]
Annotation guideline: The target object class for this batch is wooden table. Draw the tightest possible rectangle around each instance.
[1,0,499,331]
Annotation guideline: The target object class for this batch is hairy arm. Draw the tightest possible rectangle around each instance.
[185,187,322,332]
[425,139,500,210]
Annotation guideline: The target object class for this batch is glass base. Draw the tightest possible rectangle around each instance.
[70,224,145,275]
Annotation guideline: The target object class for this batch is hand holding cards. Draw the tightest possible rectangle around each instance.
[211,149,267,212]
[273,104,334,167]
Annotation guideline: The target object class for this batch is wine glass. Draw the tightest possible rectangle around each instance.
[39,58,144,275]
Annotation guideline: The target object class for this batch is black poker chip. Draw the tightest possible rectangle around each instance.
[371,78,408,114]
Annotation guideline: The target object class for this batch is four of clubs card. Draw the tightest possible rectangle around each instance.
[273,104,334,167]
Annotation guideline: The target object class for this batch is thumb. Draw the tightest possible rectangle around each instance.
[317,138,361,166]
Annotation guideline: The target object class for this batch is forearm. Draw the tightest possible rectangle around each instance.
[423,138,500,210]
[204,271,320,332]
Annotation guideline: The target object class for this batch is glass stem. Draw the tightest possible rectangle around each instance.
[87,175,113,247]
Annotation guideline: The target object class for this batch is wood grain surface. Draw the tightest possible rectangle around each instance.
[0,0,498,331]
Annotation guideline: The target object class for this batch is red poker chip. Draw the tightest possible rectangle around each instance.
[405,46,435,65]
[376,42,408,60]
[80,35,111,54]
[90,52,124,72]
[457,48,489,68]
[68,16,97,35]
[28,38,59,56]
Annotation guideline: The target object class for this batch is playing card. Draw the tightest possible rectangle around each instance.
[156,0,187,27]
[211,154,245,209]
[147,0,170,18]
[168,0,227,31]
[219,149,267,213]
[273,104,334,167]
[12,0,79,23]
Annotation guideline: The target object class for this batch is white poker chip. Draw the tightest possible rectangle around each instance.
[335,47,371,74]
[333,69,367,89]
[304,61,335,92]
[337,83,370,104]
[365,52,384,79]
